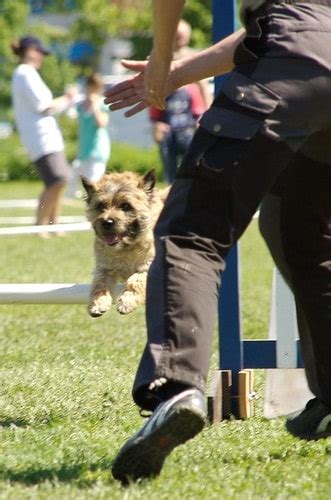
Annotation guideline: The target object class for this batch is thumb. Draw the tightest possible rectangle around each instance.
[121,59,148,72]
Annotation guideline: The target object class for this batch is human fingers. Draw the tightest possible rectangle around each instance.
[124,101,148,117]
[121,59,148,72]
[109,94,143,111]
[107,86,139,104]
[104,77,135,102]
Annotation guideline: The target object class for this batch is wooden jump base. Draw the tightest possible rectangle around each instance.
[207,269,310,423]
[0,222,91,236]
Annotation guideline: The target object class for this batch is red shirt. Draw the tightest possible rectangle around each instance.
[149,83,207,126]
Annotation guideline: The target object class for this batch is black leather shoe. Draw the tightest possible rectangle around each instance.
[286,398,331,440]
[112,388,207,483]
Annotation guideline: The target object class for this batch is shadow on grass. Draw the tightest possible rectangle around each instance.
[0,458,115,486]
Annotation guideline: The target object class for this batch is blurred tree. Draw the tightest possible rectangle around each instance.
[0,0,28,111]
[28,0,76,13]
[70,0,212,61]
[184,0,212,47]
[1,0,213,118]
[71,0,151,48]
[30,23,81,95]
[0,0,81,119]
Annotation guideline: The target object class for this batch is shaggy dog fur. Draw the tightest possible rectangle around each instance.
[82,170,168,316]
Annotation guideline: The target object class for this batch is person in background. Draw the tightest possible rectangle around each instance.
[150,20,211,183]
[11,36,75,237]
[105,0,331,483]
[173,19,212,108]
[150,82,206,183]
[67,73,110,198]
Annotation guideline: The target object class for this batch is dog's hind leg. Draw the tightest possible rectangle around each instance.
[116,272,147,315]
[88,268,116,317]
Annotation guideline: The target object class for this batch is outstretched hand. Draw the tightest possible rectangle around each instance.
[104,54,176,117]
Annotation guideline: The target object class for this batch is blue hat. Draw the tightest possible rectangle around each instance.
[20,36,51,55]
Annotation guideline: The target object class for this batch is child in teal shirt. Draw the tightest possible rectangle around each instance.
[67,73,110,197]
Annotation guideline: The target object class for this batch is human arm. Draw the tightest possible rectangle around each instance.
[20,68,78,114]
[49,93,76,114]
[104,28,246,117]
[144,0,186,109]
[89,94,109,127]
[196,79,213,109]
[149,107,170,143]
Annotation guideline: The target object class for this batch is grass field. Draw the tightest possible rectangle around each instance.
[0,181,330,499]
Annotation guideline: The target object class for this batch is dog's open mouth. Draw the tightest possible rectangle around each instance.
[103,233,123,246]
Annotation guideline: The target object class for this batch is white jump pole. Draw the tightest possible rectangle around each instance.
[0,216,87,225]
[0,199,38,208]
[0,222,91,236]
[0,284,90,304]
[0,283,124,304]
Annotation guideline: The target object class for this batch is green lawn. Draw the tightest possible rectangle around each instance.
[0,182,330,499]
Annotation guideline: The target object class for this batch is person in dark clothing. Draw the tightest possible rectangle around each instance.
[150,83,206,183]
[105,0,331,483]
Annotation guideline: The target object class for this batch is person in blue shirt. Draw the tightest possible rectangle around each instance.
[67,73,110,197]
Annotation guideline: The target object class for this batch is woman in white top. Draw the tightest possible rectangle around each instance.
[11,36,75,235]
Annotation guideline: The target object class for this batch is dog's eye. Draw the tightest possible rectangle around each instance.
[120,202,132,212]
[94,201,107,211]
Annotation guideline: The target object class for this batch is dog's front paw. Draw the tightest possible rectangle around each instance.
[116,292,139,315]
[88,293,113,317]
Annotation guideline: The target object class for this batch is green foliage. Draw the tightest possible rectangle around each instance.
[0,0,28,112]
[69,0,153,61]
[0,122,162,182]
[72,0,151,45]
[109,142,162,180]
[0,1,80,111]
[0,0,213,118]
[0,134,37,182]
[183,0,212,48]
[70,0,212,60]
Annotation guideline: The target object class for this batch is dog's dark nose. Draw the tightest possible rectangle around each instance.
[102,218,114,228]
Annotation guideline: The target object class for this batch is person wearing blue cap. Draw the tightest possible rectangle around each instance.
[11,36,77,237]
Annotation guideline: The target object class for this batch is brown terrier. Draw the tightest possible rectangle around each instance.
[82,170,168,316]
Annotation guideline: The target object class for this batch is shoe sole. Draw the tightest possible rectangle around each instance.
[112,407,206,483]
[286,426,331,440]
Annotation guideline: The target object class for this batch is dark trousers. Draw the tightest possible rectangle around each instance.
[133,53,331,411]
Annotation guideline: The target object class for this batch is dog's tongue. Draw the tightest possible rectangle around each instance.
[104,233,121,246]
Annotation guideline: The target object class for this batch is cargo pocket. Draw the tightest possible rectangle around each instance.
[201,71,281,138]
[197,71,281,174]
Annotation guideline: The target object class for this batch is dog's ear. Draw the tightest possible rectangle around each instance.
[81,175,97,202]
[139,169,156,196]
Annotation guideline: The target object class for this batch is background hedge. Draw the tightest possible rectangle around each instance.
[0,115,163,182]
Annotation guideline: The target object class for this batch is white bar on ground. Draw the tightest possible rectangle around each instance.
[275,269,298,368]
[0,283,124,304]
[0,216,86,225]
[0,284,90,304]
[264,268,312,418]
[0,222,91,236]
[0,199,38,208]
